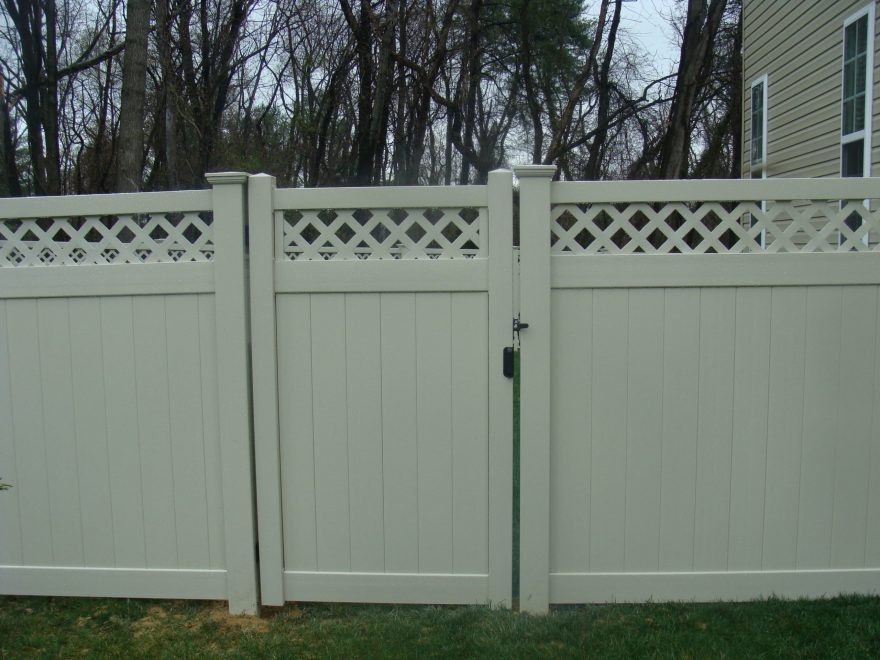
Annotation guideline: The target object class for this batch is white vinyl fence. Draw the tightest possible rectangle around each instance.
[517,168,880,612]
[0,174,258,613]
[2,170,879,615]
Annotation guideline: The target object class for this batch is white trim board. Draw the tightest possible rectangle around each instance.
[0,566,228,600]
[549,569,880,603]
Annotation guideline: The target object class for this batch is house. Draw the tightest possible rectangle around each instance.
[742,1,878,180]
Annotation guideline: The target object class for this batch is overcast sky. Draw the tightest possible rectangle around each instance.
[610,0,682,75]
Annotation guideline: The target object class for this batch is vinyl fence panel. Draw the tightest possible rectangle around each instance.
[518,171,880,613]
[0,179,258,613]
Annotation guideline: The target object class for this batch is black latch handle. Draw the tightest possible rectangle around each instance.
[503,347,515,378]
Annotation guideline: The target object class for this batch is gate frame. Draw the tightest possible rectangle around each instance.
[247,171,514,607]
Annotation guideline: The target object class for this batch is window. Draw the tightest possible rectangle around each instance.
[842,5,874,176]
[750,75,768,247]
[841,5,874,242]
[750,75,768,174]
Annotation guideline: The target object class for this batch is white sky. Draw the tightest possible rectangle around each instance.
[609,0,682,75]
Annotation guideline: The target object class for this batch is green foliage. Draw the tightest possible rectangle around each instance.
[1,595,879,657]
[0,479,11,491]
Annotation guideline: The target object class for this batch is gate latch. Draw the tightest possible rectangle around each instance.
[503,317,530,378]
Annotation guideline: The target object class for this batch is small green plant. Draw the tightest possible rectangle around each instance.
[0,478,11,491]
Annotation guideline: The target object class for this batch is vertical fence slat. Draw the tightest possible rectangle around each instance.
[416,293,454,574]
[589,290,628,573]
[277,295,318,573]
[207,172,259,614]
[452,293,491,576]
[762,288,807,570]
[310,294,352,572]
[693,289,735,571]
[728,288,771,571]
[515,165,556,613]
[797,287,843,569]
[380,293,420,573]
[165,295,211,569]
[549,289,591,575]
[345,293,386,573]
[38,299,85,567]
[6,300,52,566]
[100,297,147,568]
[659,289,701,571]
[0,302,23,566]
[248,173,285,605]
[624,290,664,572]
[830,287,876,567]
[68,298,115,568]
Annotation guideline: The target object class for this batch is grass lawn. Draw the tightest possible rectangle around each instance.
[2,595,879,658]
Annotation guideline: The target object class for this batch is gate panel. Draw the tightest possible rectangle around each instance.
[250,172,513,606]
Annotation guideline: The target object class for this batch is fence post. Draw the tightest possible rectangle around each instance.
[247,173,285,606]
[206,172,260,614]
[514,164,556,614]
[487,169,514,607]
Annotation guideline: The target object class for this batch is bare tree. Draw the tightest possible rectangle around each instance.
[116,0,149,191]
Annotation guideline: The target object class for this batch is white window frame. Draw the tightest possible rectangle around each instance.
[750,74,769,248]
[840,4,874,247]
[750,74,769,176]
[841,3,875,176]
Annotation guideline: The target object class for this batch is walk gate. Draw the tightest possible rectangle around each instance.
[246,172,514,607]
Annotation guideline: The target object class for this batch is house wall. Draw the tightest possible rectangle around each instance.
[742,0,880,178]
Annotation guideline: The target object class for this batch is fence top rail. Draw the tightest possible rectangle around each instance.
[273,185,487,210]
[550,177,880,204]
[0,189,213,220]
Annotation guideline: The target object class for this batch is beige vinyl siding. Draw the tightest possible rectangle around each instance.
[742,0,880,179]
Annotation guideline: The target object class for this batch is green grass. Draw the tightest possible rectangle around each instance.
[2,595,879,658]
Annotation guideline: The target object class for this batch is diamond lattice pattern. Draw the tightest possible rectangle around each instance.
[552,200,880,254]
[0,212,214,266]
[279,207,483,260]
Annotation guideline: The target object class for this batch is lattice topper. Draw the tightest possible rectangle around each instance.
[551,200,880,254]
[279,207,483,260]
[0,212,214,266]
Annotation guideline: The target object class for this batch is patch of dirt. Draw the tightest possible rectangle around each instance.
[132,606,169,639]
[130,603,270,640]
[201,604,270,634]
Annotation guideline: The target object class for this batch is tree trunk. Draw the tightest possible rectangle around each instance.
[0,67,21,196]
[583,0,623,179]
[657,0,727,179]
[117,0,151,192]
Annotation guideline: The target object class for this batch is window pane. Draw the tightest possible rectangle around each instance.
[846,21,858,59]
[857,16,868,54]
[844,60,855,97]
[857,54,867,91]
[842,139,865,177]
[855,92,866,131]
[751,81,764,164]
[843,99,854,134]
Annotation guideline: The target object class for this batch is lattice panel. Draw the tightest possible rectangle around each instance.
[0,212,214,266]
[279,207,483,260]
[552,200,880,254]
